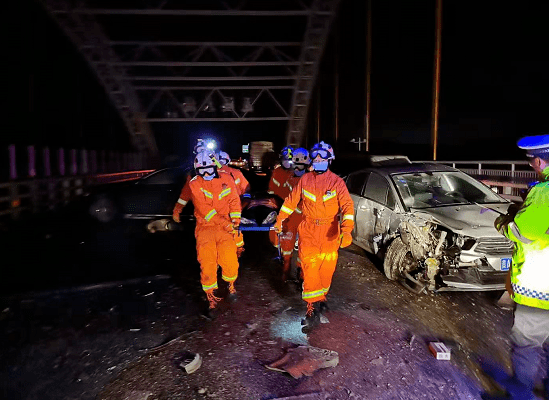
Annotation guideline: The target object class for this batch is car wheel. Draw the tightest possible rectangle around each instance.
[89,195,117,223]
[383,237,417,281]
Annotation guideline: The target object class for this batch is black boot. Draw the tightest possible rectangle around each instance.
[301,302,320,334]
[227,282,238,304]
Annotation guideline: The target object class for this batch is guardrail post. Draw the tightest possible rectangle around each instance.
[70,149,77,176]
[511,163,515,178]
[58,148,65,176]
[43,147,51,177]
[8,144,17,180]
[28,146,36,178]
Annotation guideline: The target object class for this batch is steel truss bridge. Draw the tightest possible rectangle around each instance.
[39,0,342,157]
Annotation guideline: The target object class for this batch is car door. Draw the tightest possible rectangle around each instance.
[345,172,372,250]
[360,172,397,254]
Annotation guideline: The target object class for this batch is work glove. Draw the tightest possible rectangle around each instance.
[339,231,353,248]
[273,218,284,234]
[224,223,236,234]
[173,204,183,223]
[494,213,513,235]
[231,218,241,231]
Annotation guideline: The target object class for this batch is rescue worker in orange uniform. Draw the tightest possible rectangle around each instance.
[274,142,354,333]
[268,146,294,247]
[172,150,242,316]
[219,150,251,257]
[278,147,310,282]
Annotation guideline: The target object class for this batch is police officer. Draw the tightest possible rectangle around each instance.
[493,133,549,399]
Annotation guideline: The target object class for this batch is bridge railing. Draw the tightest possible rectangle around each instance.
[424,160,536,202]
[1,144,154,221]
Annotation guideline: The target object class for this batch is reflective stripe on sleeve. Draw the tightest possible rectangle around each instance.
[272,178,280,187]
[230,211,241,219]
[280,205,294,215]
[267,190,275,194]
[323,191,337,201]
[509,221,533,244]
[205,209,217,221]
[235,178,241,184]
[177,198,188,205]
[200,188,213,199]
[343,214,354,221]
[219,187,232,199]
[295,207,302,214]
[302,189,317,202]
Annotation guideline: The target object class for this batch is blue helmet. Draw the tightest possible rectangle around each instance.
[280,146,294,169]
[310,141,335,161]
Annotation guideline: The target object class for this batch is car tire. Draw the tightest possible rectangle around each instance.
[383,237,415,281]
[89,195,117,223]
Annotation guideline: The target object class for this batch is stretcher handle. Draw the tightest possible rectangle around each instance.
[238,225,275,231]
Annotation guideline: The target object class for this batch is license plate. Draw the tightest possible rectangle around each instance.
[500,258,512,271]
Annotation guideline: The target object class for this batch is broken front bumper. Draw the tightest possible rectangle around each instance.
[438,268,507,292]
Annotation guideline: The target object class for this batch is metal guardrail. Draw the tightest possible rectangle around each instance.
[423,160,536,202]
[0,170,153,221]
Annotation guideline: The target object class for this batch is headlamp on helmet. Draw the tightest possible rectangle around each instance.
[194,150,218,180]
[280,146,294,169]
[219,151,231,166]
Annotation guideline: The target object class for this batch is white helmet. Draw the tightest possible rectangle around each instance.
[219,151,231,166]
[194,150,218,179]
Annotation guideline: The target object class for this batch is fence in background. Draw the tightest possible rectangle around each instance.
[1,144,153,220]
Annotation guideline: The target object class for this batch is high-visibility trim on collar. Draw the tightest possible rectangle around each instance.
[205,209,217,221]
[200,188,213,198]
[302,189,317,202]
[323,191,337,201]
[219,187,232,199]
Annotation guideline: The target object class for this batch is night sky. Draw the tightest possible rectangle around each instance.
[6,0,549,166]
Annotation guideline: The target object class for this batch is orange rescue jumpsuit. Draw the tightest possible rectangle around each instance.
[279,173,304,279]
[220,165,250,253]
[268,165,293,246]
[173,171,242,294]
[276,170,354,303]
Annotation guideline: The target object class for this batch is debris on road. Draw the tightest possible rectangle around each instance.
[265,345,339,378]
[429,342,452,360]
[173,351,202,374]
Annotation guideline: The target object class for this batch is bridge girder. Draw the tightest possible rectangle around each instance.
[40,0,341,150]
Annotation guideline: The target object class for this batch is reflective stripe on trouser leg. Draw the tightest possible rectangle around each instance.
[217,229,239,283]
[298,220,340,303]
[196,225,219,292]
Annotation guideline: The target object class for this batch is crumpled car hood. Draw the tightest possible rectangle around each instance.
[412,203,511,238]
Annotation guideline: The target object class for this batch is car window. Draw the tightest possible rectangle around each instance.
[363,173,391,206]
[140,168,188,185]
[346,172,369,196]
[391,170,507,208]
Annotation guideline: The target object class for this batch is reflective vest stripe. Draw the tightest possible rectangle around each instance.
[284,182,293,191]
[272,178,280,187]
[205,209,217,221]
[177,198,188,205]
[280,205,294,215]
[222,274,237,282]
[509,221,533,244]
[323,191,337,201]
[200,188,213,198]
[235,178,241,184]
[302,189,317,202]
[302,289,325,300]
[202,282,218,291]
[343,214,354,221]
[219,188,232,199]
[512,283,549,302]
[230,211,241,219]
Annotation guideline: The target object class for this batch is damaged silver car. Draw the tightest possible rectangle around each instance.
[345,156,514,293]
